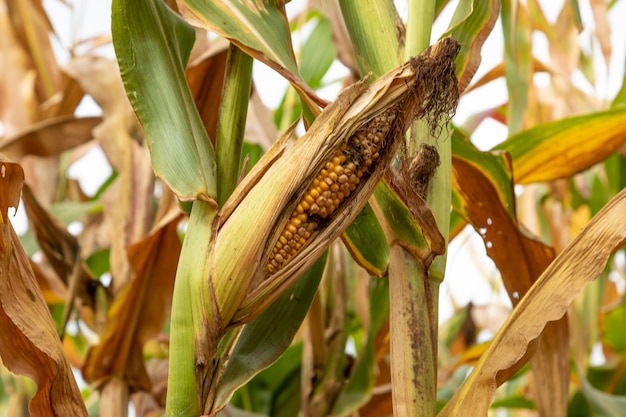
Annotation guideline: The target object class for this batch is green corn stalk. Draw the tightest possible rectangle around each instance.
[340,1,456,415]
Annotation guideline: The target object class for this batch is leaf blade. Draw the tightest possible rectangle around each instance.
[112,0,216,202]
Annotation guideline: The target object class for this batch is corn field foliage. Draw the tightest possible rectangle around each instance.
[1,0,626,416]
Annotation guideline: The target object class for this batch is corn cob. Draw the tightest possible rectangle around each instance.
[266,105,399,275]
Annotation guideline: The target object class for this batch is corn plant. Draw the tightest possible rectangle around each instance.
[1,0,625,417]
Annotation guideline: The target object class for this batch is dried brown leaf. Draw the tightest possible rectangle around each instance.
[82,215,183,391]
[5,0,63,102]
[452,141,569,413]
[0,116,100,159]
[0,160,87,417]
[440,188,626,416]
[0,3,38,134]
[245,89,280,150]
[590,0,612,67]
[99,140,154,293]
[0,156,24,222]
[21,183,100,334]
[66,56,155,292]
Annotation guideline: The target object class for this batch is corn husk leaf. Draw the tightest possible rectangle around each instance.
[166,201,216,417]
[218,38,461,327]
[373,180,441,266]
[201,37,461,414]
[213,253,328,409]
[342,203,390,277]
[439,187,626,416]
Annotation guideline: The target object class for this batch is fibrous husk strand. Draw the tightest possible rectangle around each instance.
[409,37,460,136]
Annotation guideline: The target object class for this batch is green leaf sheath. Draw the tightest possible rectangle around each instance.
[166,201,216,416]
[217,45,253,207]
[339,0,400,77]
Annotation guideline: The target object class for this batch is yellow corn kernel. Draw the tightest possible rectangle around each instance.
[266,107,398,275]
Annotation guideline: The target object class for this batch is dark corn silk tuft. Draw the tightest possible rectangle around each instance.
[266,105,399,276]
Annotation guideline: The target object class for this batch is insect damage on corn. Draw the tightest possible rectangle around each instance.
[266,105,400,276]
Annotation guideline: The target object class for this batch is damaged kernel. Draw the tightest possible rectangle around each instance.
[266,106,399,275]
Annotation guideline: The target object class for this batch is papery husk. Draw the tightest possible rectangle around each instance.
[209,36,460,327]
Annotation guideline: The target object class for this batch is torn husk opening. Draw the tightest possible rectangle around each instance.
[219,37,460,325]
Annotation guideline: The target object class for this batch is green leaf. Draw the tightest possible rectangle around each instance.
[214,253,328,409]
[299,16,336,90]
[444,0,501,92]
[274,15,337,128]
[112,0,216,202]
[220,404,270,417]
[342,203,389,277]
[48,201,102,225]
[178,0,324,112]
[230,343,303,417]
[605,153,626,196]
[577,368,626,417]
[449,205,467,240]
[85,249,111,278]
[490,395,536,410]
[494,107,626,184]
[601,300,626,353]
[339,1,400,77]
[240,142,264,174]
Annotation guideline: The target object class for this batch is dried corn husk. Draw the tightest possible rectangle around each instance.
[210,36,460,326]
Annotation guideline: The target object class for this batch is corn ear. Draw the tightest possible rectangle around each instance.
[209,37,461,327]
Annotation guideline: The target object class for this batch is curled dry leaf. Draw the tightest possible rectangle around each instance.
[0,159,88,417]
[21,183,101,335]
[439,187,626,417]
[0,155,24,222]
[0,116,101,160]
